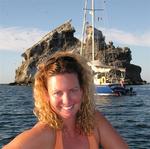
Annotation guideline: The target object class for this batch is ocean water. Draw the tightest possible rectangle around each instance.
[0,84,150,148]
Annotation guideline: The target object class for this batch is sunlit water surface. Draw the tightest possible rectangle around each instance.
[0,84,150,148]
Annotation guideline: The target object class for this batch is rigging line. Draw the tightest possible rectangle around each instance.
[102,0,111,43]
[80,0,88,56]
[81,0,105,60]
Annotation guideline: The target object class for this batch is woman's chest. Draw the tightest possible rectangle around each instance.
[63,134,89,149]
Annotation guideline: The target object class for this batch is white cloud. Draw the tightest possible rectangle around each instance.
[0,26,46,51]
[102,28,150,47]
[1,26,150,52]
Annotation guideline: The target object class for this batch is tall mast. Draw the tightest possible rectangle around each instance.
[81,0,103,60]
[91,0,95,61]
[80,0,88,56]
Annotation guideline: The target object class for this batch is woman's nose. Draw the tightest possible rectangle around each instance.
[62,93,70,105]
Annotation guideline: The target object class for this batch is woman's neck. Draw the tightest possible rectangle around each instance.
[62,118,76,137]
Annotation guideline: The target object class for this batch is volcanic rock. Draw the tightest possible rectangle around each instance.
[14,20,145,85]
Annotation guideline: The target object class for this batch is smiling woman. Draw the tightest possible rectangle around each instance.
[3,50,128,149]
[33,51,94,132]
[47,73,83,120]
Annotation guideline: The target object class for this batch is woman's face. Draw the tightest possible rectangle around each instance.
[47,73,83,120]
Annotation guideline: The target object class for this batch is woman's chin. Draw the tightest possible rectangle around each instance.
[61,112,75,120]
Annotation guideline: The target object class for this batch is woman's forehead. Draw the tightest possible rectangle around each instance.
[47,73,80,89]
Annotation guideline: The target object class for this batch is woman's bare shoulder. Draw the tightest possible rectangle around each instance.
[2,122,55,149]
[94,110,129,149]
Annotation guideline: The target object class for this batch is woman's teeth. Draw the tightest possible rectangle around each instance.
[63,106,73,110]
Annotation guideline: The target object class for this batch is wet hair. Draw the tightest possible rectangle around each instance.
[33,50,95,134]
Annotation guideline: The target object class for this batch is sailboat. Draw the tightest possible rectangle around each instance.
[80,0,136,96]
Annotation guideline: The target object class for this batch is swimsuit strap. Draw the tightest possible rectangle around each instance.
[54,130,63,149]
[88,134,99,149]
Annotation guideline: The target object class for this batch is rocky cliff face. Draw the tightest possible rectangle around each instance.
[15,20,80,84]
[83,26,145,85]
[14,20,145,85]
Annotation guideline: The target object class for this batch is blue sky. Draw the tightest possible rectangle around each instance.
[0,0,150,83]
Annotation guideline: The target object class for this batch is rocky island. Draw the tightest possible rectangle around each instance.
[13,20,146,85]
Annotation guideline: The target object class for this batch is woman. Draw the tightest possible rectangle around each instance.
[3,50,128,149]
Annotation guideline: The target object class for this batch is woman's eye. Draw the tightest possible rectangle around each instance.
[71,88,79,93]
[53,91,62,97]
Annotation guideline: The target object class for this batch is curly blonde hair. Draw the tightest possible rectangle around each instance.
[33,50,96,135]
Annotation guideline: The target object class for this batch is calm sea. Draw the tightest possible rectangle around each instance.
[0,84,150,148]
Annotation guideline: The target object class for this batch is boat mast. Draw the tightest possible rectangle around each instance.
[91,0,95,61]
[80,0,88,56]
[81,0,103,60]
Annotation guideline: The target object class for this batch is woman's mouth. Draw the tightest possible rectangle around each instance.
[62,105,73,110]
